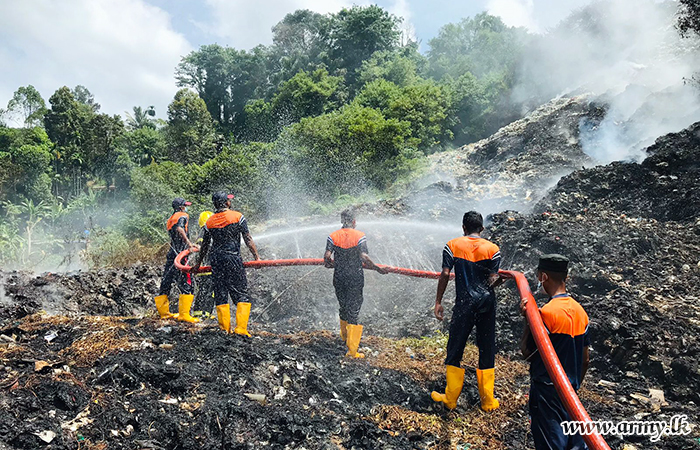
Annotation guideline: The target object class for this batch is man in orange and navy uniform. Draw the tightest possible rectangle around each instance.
[195,191,260,336]
[324,209,387,358]
[521,254,589,450]
[153,198,199,322]
[432,211,502,411]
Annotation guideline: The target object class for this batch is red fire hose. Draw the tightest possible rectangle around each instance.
[174,248,456,279]
[174,249,610,450]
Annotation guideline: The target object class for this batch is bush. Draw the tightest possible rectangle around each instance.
[83,228,163,269]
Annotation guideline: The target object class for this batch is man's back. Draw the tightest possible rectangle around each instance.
[443,236,501,306]
[205,210,248,256]
[327,228,367,282]
[530,295,589,389]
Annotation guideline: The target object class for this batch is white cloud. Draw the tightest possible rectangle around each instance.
[388,0,417,44]
[199,0,360,49]
[485,0,539,31]
[0,0,192,120]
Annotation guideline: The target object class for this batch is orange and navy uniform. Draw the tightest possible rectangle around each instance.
[326,227,369,324]
[528,294,590,450]
[442,235,501,369]
[159,211,193,296]
[326,228,368,283]
[202,209,250,306]
[529,294,590,389]
[442,236,501,308]
[166,211,190,256]
[204,210,249,257]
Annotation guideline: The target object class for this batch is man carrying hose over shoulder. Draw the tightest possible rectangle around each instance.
[431,211,503,411]
[521,254,589,450]
[153,198,199,322]
[193,192,260,336]
[324,209,388,358]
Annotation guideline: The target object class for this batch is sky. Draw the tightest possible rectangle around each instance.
[0,0,592,122]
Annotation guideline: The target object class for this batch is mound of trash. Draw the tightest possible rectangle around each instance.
[412,96,605,219]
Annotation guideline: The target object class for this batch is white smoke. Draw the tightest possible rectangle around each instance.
[515,0,700,163]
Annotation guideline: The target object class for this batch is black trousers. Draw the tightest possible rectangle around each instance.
[334,277,364,325]
[159,254,193,296]
[530,382,588,450]
[193,273,215,313]
[211,253,248,306]
[444,297,496,369]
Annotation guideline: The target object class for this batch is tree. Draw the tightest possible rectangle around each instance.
[6,85,47,127]
[176,44,269,133]
[0,127,53,204]
[327,6,403,88]
[117,127,167,166]
[269,10,331,84]
[357,47,425,87]
[243,68,344,141]
[83,113,125,182]
[72,85,100,112]
[44,87,91,196]
[125,106,157,130]
[426,13,527,80]
[286,103,421,197]
[165,89,217,165]
[354,79,454,151]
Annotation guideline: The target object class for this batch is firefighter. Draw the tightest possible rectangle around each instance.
[521,254,589,450]
[192,210,215,320]
[324,209,388,358]
[153,198,199,322]
[431,211,503,411]
[194,192,260,336]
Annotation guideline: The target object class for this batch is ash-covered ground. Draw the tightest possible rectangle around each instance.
[2,108,700,449]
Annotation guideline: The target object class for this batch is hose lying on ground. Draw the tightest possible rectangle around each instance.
[174,249,611,450]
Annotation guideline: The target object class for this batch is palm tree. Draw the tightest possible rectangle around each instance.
[125,106,157,130]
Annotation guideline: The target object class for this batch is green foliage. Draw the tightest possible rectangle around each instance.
[83,228,161,268]
[130,161,197,211]
[165,89,217,165]
[0,126,53,204]
[427,13,527,80]
[193,142,277,216]
[243,68,344,141]
[176,45,269,133]
[0,199,63,269]
[125,106,157,130]
[6,85,47,128]
[328,5,403,88]
[357,47,426,87]
[354,79,454,151]
[287,103,423,197]
[115,127,167,172]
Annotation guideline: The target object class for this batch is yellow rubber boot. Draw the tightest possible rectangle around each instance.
[345,324,365,358]
[216,304,231,333]
[233,302,252,337]
[154,295,176,319]
[340,319,348,342]
[177,294,200,323]
[477,368,500,412]
[431,365,465,410]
